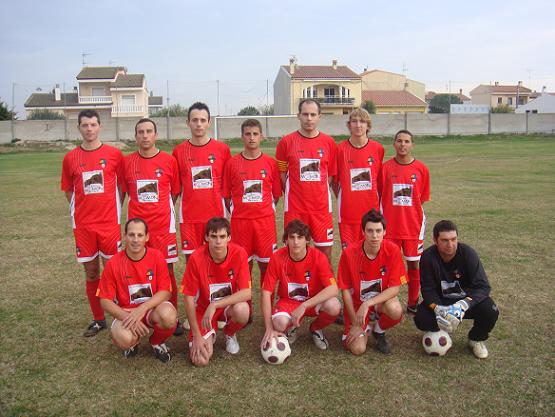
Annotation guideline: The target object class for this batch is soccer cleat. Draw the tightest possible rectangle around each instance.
[225,334,240,355]
[83,319,107,337]
[173,320,185,337]
[372,331,391,354]
[152,343,172,363]
[406,304,418,315]
[123,344,139,359]
[468,339,489,359]
[286,327,299,344]
[311,329,329,350]
[334,315,345,325]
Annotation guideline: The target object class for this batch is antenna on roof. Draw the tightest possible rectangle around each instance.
[289,54,297,64]
[402,63,408,77]
[108,60,115,65]
[81,51,91,66]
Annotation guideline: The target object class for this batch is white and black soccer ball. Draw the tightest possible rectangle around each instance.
[261,336,291,365]
[422,330,452,356]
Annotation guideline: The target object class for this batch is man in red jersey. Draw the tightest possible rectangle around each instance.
[333,108,384,249]
[260,220,340,352]
[61,109,124,337]
[223,119,281,285]
[122,118,183,336]
[182,217,252,367]
[380,130,430,314]
[275,99,337,263]
[338,209,406,355]
[97,218,177,363]
[172,102,231,259]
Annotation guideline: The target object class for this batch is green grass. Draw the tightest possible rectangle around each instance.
[1,134,554,417]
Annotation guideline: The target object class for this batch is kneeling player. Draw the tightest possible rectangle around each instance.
[338,209,406,355]
[182,217,252,367]
[97,218,177,363]
[260,220,340,351]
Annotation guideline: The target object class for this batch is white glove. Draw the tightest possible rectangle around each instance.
[434,300,469,333]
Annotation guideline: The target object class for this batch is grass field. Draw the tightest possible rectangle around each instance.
[1,134,554,417]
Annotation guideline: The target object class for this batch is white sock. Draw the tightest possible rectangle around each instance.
[374,322,384,334]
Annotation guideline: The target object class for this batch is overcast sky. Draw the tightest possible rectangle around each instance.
[1,0,554,116]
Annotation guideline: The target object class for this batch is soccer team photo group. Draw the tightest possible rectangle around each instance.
[62,99,498,366]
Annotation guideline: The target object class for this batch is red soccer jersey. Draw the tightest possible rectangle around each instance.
[122,150,180,232]
[336,139,384,223]
[97,248,171,309]
[172,139,231,223]
[275,131,337,214]
[181,242,251,311]
[380,158,430,240]
[338,239,407,309]
[263,246,336,302]
[223,153,281,219]
[60,144,124,228]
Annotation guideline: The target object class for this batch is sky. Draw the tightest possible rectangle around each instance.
[1,0,554,117]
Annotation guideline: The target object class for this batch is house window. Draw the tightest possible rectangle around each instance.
[497,97,502,104]
[324,87,335,97]
[121,95,135,105]
[507,97,513,105]
[91,87,105,96]
[303,86,317,98]
[341,87,350,97]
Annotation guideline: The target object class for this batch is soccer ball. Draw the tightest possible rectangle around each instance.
[261,336,291,365]
[422,330,452,356]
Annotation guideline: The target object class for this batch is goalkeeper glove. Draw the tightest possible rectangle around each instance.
[434,299,469,333]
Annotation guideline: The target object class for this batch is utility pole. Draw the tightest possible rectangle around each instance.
[63,83,68,140]
[81,51,90,66]
[216,80,220,116]
[11,82,15,141]
[166,80,171,140]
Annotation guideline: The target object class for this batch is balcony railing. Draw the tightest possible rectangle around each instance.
[79,95,112,104]
[111,105,145,114]
[308,97,356,105]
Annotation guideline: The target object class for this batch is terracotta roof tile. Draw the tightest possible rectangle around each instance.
[362,90,426,107]
[283,65,360,79]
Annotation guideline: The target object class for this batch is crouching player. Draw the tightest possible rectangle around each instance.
[182,217,252,367]
[97,218,177,363]
[260,220,340,351]
[338,209,406,355]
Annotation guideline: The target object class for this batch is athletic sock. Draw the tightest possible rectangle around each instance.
[377,313,402,331]
[223,319,246,337]
[150,323,175,346]
[168,268,178,311]
[407,268,421,306]
[86,279,105,321]
[310,311,337,332]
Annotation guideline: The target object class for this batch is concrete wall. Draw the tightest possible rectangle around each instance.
[2,113,554,143]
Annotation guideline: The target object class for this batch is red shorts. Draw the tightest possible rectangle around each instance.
[187,306,229,342]
[284,211,334,247]
[147,229,179,263]
[341,304,376,342]
[179,222,206,254]
[73,223,122,263]
[338,222,363,250]
[231,216,277,262]
[386,238,424,261]
[271,298,321,323]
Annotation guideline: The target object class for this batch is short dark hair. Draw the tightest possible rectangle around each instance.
[78,109,101,125]
[205,217,231,237]
[188,102,211,121]
[298,98,321,114]
[124,217,148,234]
[433,220,458,239]
[241,118,262,134]
[135,118,157,134]
[282,219,311,242]
[394,129,413,142]
[361,208,386,231]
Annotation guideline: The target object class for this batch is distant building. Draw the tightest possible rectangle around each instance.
[362,90,427,114]
[361,69,425,101]
[24,66,158,120]
[470,82,531,110]
[515,93,555,113]
[148,93,164,116]
[273,58,362,115]
[426,89,471,105]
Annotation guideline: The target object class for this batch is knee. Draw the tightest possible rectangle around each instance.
[231,302,250,324]
[414,306,438,332]
[156,304,178,329]
[349,340,367,356]
[322,298,341,316]
[111,327,138,350]
[383,299,403,320]
[273,317,290,332]
[191,355,210,367]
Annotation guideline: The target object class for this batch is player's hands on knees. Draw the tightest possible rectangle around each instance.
[261,327,284,350]
[132,321,150,338]
[291,303,306,328]
[191,335,210,362]
[202,303,217,331]
[346,325,366,346]
[355,302,370,329]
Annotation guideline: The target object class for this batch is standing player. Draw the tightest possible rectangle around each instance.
[338,209,406,355]
[97,218,177,363]
[61,109,124,337]
[333,108,384,249]
[172,102,231,259]
[380,130,430,314]
[275,99,337,263]
[223,119,281,285]
[122,118,183,335]
[260,220,340,351]
[182,217,252,367]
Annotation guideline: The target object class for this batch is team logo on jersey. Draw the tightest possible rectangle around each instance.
[99,158,106,168]
[272,243,278,253]
[368,156,374,166]
[260,169,267,178]
[453,269,461,280]
[183,240,189,248]
[304,271,311,281]
[208,154,216,164]
[380,266,387,276]
[146,269,154,281]
[341,242,348,250]
[418,243,424,254]
[155,168,163,177]
[411,173,417,183]
[317,148,324,158]
[228,269,235,280]
[117,241,123,252]
[326,228,334,240]
[76,246,81,256]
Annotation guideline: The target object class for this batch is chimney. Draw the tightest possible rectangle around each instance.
[518,80,522,86]
[459,88,463,94]
[332,59,337,70]
[73,86,78,92]
[289,58,296,75]
[494,81,499,86]
[363,66,368,72]
[542,86,547,93]
[54,84,61,101]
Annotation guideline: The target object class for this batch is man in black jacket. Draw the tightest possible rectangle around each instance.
[414,220,499,358]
